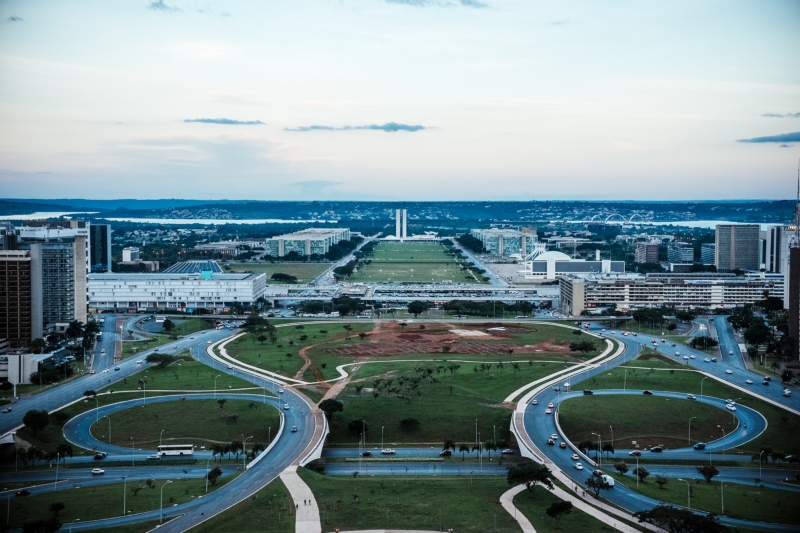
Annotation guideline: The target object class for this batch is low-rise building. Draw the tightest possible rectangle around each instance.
[667,242,694,263]
[634,242,660,264]
[471,228,536,257]
[264,228,350,257]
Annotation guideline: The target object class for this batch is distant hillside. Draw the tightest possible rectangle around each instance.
[1,198,244,211]
[0,199,88,217]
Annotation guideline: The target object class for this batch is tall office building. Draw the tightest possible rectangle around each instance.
[667,242,694,263]
[701,243,716,266]
[634,243,659,264]
[395,209,407,240]
[16,220,92,273]
[90,224,112,272]
[790,246,800,361]
[29,236,87,338]
[0,251,33,348]
[715,224,760,271]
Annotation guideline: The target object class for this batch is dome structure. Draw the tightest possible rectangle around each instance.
[532,250,573,261]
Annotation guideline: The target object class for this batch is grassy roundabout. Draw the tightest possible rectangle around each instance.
[349,241,484,283]
[5,475,240,529]
[607,472,800,525]
[578,363,800,456]
[89,399,279,450]
[559,396,738,451]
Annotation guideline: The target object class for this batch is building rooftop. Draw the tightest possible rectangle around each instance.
[162,260,223,274]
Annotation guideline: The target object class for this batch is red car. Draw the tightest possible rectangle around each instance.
[559,442,567,449]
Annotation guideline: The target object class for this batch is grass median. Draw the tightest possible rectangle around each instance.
[225,262,331,283]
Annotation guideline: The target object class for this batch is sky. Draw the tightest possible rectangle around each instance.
[0,0,799,201]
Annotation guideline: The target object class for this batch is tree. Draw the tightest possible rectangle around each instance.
[689,336,718,350]
[507,463,553,496]
[443,438,456,453]
[744,322,772,357]
[569,341,597,355]
[30,337,47,354]
[348,419,368,435]
[407,301,430,318]
[400,418,420,431]
[319,399,344,419]
[459,443,470,460]
[601,442,614,458]
[696,465,719,483]
[257,335,267,345]
[654,475,669,489]
[207,466,223,485]
[242,314,269,335]
[614,462,629,476]
[21,518,62,533]
[545,500,573,529]
[586,475,612,497]
[49,502,65,517]
[633,466,650,482]
[65,320,84,341]
[162,318,175,335]
[217,399,227,409]
[634,505,730,533]
[23,409,49,436]
[145,353,176,369]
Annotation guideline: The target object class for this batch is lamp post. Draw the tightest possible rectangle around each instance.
[70,518,80,533]
[591,432,601,465]
[688,416,697,446]
[609,425,614,448]
[634,453,639,489]
[93,396,100,423]
[677,478,690,510]
[718,426,726,515]
[205,457,212,494]
[624,369,627,390]
[759,450,765,480]
[242,435,253,469]
[101,415,111,444]
[160,480,172,522]
[54,453,60,492]
[160,429,165,447]
[475,419,478,447]
[122,476,127,516]
[381,426,384,450]
[700,376,708,399]
[214,375,221,399]
[130,438,135,467]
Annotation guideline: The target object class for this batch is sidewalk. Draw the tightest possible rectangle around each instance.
[280,465,322,533]
[499,485,536,532]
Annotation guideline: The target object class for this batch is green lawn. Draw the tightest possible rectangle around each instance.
[513,485,643,533]
[122,318,210,359]
[350,242,484,283]
[325,360,561,446]
[5,475,239,529]
[574,365,800,455]
[225,262,331,283]
[89,399,279,450]
[299,468,520,532]
[559,396,738,451]
[608,472,800,525]
[186,477,294,533]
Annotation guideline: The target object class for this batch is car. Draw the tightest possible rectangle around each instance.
[226,365,233,369]
[530,399,538,405]
[724,399,735,405]
[136,360,142,365]
[1,408,11,413]
[291,426,297,433]
[711,358,718,362]
[683,356,689,360]
[93,453,105,460]
[551,433,558,440]
[574,463,584,470]
[545,408,552,414]
[548,402,555,408]
[628,450,641,456]
[190,336,194,339]
[762,380,770,386]
[114,367,120,371]
[611,330,616,334]
[278,389,284,394]
[501,449,515,455]
[686,394,696,400]
[675,352,680,356]
[745,379,753,385]
[547,439,555,445]
[283,404,289,410]
[632,333,637,336]
[439,450,452,457]
[102,369,108,374]
[693,443,706,450]
[91,468,105,475]
[571,453,580,460]
[764,376,772,381]
[101,349,106,354]
[729,350,733,355]
[725,370,733,374]
[360,451,372,457]
[704,358,711,363]
[643,390,653,395]
[381,449,396,455]
[690,355,696,359]
[601,329,606,332]
[661,339,666,343]
[784,389,792,397]
[671,343,676,347]
[650,446,664,453]
[725,404,736,411]
[207,341,212,344]
[592,469,605,477]
[15,490,30,497]
[583,390,593,395]
[559,442,567,449]
[554,386,560,391]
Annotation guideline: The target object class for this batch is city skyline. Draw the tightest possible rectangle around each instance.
[0,0,799,200]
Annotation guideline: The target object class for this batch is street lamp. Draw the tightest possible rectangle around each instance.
[609,425,614,448]
[160,480,172,522]
[677,478,690,510]
[242,435,253,469]
[718,425,726,515]
[130,437,135,467]
[381,426,384,450]
[70,518,80,533]
[214,375,221,399]
[205,457,212,494]
[160,429,165,447]
[700,376,709,399]
[93,396,100,423]
[688,416,697,446]
[591,432,601,465]
[759,450,765,480]
[54,453,60,492]
[101,415,111,444]
[122,476,127,516]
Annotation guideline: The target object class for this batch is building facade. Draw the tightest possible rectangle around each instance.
[0,251,33,348]
[667,242,694,263]
[264,228,350,258]
[122,247,140,262]
[634,243,659,264]
[471,228,536,257]
[701,243,716,265]
[715,224,760,271]
[89,224,112,272]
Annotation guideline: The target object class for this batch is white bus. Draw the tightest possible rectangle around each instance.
[155,315,166,323]
[157,444,195,457]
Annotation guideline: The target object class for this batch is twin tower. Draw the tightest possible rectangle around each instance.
[395,209,407,240]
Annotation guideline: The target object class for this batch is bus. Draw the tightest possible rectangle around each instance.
[157,444,195,457]
[155,315,166,323]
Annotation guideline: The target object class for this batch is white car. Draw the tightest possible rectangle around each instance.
[136,360,142,365]
[530,399,538,405]
[101,349,106,354]
[548,402,555,408]
[725,404,736,411]
[690,355,696,359]
[675,352,680,356]
[545,408,552,414]
[683,356,689,360]
[190,336,194,339]
[571,453,580,460]
[91,468,105,475]
[283,404,289,410]
[726,370,733,375]
[574,463,584,470]
[381,449,396,455]
[278,389,284,394]
[550,434,558,440]
[704,358,711,362]
[745,379,753,385]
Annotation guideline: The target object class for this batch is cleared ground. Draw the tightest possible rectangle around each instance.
[225,262,330,283]
[349,242,482,283]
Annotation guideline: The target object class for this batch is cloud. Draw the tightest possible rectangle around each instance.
[148,1,181,13]
[7,16,24,22]
[291,180,342,193]
[761,112,800,119]
[285,122,426,132]
[386,0,488,7]
[736,132,800,144]
[780,144,794,148]
[184,118,264,125]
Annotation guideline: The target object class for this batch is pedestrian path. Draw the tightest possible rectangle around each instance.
[280,465,322,533]
[499,485,536,532]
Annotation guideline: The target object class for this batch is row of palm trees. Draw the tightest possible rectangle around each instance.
[65,319,102,350]
[208,440,266,463]
[442,438,509,460]
[14,443,73,468]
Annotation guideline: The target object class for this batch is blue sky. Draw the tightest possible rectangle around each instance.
[0,0,798,200]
